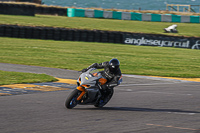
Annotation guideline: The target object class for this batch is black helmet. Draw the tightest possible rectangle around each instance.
[109,58,120,72]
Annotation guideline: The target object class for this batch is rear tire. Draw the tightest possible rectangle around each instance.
[94,88,114,108]
[65,89,80,109]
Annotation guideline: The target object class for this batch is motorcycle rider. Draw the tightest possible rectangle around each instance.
[81,58,122,90]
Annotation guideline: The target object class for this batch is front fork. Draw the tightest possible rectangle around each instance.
[76,86,86,101]
[76,85,103,102]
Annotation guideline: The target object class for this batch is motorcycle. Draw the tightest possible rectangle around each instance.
[65,68,122,109]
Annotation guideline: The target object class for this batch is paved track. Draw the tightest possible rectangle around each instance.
[0,63,200,133]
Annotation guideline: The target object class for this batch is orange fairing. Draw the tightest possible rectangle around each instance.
[92,73,98,77]
[82,85,91,88]
[99,78,107,85]
[76,86,86,101]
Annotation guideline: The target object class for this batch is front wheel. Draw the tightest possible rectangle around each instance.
[65,89,80,109]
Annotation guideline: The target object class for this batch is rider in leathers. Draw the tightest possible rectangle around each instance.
[82,58,122,90]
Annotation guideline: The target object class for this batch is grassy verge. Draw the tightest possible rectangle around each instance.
[0,14,200,37]
[0,37,200,78]
[0,70,57,85]
[0,14,200,85]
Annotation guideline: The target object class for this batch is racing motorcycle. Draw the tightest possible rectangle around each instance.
[65,68,122,109]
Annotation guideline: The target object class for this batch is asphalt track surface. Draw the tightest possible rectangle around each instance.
[0,63,200,133]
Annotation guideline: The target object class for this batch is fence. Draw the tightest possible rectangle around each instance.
[0,3,35,16]
[0,24,200,49]
[0,3,200,23]
[166,4,200,13]
[67,8,200,23]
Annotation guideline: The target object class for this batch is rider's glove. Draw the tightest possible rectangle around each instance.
[81,68,88,73]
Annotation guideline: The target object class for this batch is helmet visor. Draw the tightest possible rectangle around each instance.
[109,65,119,72]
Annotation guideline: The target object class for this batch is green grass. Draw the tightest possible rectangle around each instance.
[0,70,57,85]
[0,14,200,37]
[0,14,200,85]
[0,37,200,78]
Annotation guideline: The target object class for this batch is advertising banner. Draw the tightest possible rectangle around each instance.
[124,34,200,49]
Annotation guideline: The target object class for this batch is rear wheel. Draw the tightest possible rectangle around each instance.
[94,88,114,108]
[65,89,80,109]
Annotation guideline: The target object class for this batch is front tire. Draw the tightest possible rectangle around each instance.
[65,89,80,109]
